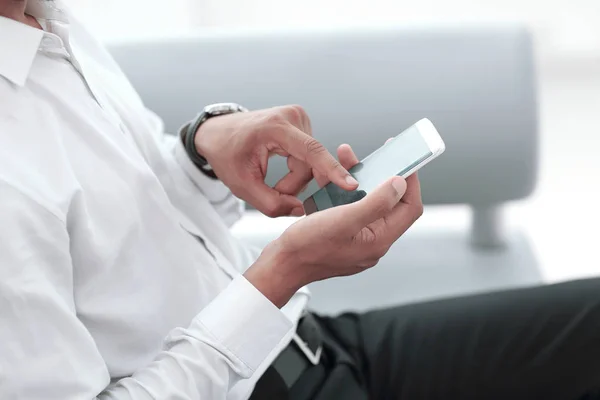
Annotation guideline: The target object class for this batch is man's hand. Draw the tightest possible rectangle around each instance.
[245,144,424,307]
[194,105,358,217]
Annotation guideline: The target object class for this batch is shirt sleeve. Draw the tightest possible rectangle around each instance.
[0,182,293,400]
[102,275,293,399]
[139,108,245,228]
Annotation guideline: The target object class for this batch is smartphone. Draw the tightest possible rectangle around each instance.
[303,118,445,214]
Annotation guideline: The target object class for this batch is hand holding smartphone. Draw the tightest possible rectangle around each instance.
[303,118,445,214]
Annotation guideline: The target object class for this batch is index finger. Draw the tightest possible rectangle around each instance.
[273,126,359,190]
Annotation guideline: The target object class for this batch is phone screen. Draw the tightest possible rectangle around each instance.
[350,124,432,193]
[307,124,433,212]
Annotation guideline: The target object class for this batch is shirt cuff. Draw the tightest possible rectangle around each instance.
[173,125,232,204]
[193,275,294,372]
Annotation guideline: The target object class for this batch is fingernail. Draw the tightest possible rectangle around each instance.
[345,175,359,186]
[391,178,407,196]
[290,207,305,217]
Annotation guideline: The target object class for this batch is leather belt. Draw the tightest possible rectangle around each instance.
[271,313,323,388]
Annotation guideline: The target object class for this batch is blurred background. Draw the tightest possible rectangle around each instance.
[65,0,600,308]
[67,0,600,63]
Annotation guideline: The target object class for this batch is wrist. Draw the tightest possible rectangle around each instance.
[193,116,220,163]
[190,103,247,162]
[244,241,304,308]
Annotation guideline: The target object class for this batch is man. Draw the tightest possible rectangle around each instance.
[1,1,599,399]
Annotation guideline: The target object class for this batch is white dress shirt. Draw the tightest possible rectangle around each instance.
[0,1,309,399]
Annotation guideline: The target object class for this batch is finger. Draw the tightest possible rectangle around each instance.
[273,156,314,195]
[400,173,422,206]
[332,176,407,232]
[275,126,359,190]
[380,196,423,241]
[313,168,329,188]
[290,206,305,217]
[244,181,304,218]
[378,173,423,238]
[314,144,359,187]
[337,144,360,170]
[356,170,417,238]
[278,105,312,136]
[269,149,289,157]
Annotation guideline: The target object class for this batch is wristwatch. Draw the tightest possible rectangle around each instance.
[183,103,248,179]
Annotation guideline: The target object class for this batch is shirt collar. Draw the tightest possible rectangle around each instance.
[0,0,68,86]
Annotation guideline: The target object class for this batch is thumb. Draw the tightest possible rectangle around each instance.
[343,177,407,230]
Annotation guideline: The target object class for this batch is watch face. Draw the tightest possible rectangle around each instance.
[205,103,247,116]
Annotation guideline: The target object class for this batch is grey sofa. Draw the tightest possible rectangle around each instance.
[109,23,541,315]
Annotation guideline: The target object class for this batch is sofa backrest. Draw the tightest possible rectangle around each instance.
[109,24,538,205]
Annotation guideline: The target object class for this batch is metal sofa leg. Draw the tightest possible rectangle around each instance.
[471,204,505,249]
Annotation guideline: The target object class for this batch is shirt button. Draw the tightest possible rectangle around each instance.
[42,37,53,45]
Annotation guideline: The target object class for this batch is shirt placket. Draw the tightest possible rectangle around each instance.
[175,210,242,281]
[44,19,127,134]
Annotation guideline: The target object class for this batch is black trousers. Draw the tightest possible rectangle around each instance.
[253,278,600,400]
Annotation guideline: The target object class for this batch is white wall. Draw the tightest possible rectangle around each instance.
[68,0,600,61]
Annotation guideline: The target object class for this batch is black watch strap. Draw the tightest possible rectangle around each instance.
[184,112,218,180]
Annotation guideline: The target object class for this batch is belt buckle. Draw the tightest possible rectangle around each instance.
[291,332,322,366]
